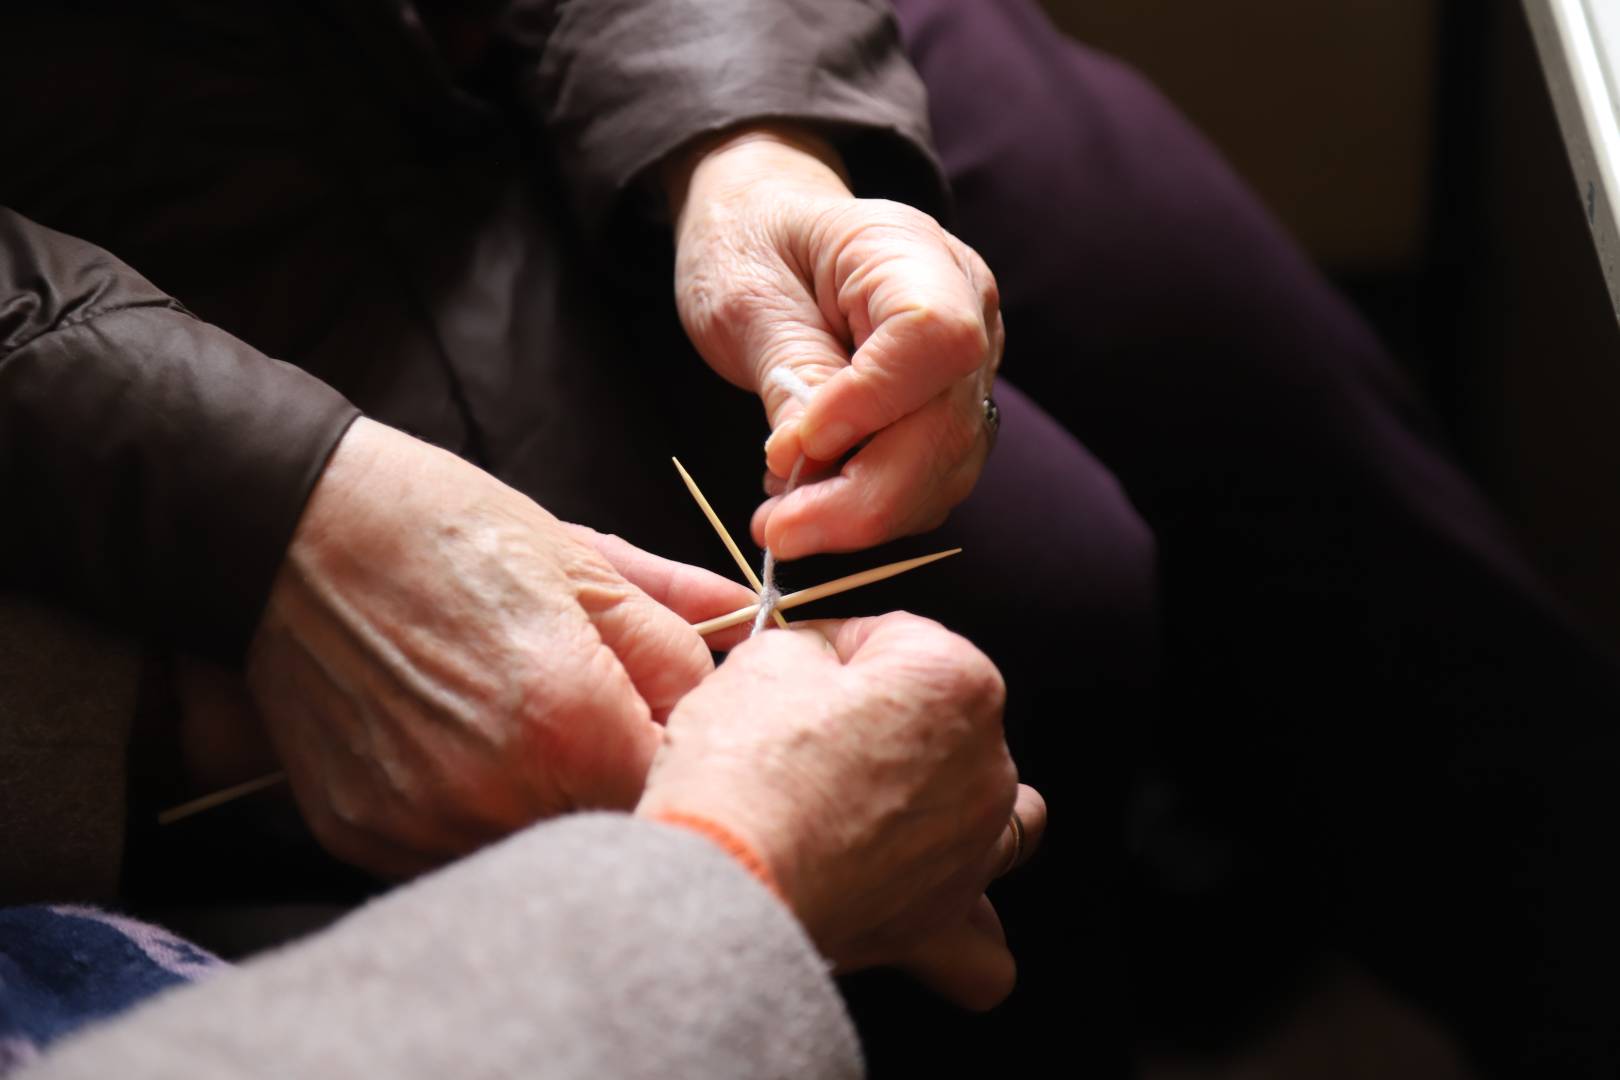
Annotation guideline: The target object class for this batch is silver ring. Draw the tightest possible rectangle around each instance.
[982,396,1000,444]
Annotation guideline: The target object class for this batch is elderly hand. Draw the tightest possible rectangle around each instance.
[237,418,756,878]
[669,126,1004,560]
[636,614,1044,1010]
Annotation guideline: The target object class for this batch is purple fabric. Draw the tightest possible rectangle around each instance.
[879,0,1620,1073]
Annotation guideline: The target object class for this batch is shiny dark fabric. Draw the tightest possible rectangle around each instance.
[0,0,947,658]
[0,210,356,658]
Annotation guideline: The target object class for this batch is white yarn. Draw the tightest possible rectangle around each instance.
[771,366,816,404]
[752,369,816,635]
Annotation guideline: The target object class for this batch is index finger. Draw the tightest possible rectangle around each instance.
[564,524,758,621]
[753,386,990,559]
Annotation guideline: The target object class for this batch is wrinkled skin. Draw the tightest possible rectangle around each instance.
[671,126,1005,559]
[240,418,756,878]
[638,614,1046,1010]
[180,122,1030,1008]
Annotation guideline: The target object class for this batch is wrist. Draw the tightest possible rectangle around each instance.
[249,417,413,679]
[646,809,787,903]
[666,123,853,229]
[636,797,809,920]
[280,416,389,565]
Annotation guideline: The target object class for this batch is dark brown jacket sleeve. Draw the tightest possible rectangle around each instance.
[0,209,360,660]
[502,0,950,242]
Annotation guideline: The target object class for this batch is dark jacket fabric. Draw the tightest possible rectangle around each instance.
[0,210,359,660]
[0,0,945,659]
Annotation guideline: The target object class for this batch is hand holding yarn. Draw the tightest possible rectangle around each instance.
[669,124,1004,560]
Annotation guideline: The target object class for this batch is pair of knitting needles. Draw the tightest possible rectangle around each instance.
[157,459,959,824]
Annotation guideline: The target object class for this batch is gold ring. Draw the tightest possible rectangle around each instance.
[1000,809,1025,876]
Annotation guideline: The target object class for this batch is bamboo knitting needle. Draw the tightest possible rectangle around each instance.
[156,770,288,825]
[672,457,789,630]
[690,547,962,636]
[159,549,961,825]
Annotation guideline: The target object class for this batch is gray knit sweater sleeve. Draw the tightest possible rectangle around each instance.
[19,814,861,1080]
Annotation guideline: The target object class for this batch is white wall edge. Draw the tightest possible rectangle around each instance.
[1522,0,1620,328]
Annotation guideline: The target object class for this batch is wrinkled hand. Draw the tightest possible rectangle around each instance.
[670,126,1004,560]
[241,418,755,878]
[636,614,1045,1010]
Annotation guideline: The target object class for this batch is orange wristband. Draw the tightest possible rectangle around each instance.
[651,810,785,904]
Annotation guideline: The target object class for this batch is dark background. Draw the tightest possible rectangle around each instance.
[1039,0,1620,656]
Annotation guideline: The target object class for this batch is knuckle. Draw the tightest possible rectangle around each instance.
[948,645,1007,717]
[952,244,991,310]
[840,196,927,233]
[921,307,990,372]
[708,287,758,332]
[969,249,1002,311]
[325,784,373,832]
[687,267,780,344]
[883,198,944,234]
[976,666,1009,720]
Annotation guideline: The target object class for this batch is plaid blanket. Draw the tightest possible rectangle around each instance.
[0,906,223,1074]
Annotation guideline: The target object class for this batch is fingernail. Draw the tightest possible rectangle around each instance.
[803,421,854,460]
[765,430,800,478]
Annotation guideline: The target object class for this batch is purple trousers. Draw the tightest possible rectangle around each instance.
[861,1,1620,1073]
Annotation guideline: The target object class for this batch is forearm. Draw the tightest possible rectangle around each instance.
[19,815,859,1080]
[0,208,358,659]
[664,123,851,225]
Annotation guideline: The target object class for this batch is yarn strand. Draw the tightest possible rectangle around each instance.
[753,368,816,635]
[752,457,803,634]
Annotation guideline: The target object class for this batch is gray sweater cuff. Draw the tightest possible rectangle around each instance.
[23,813,861,1080]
